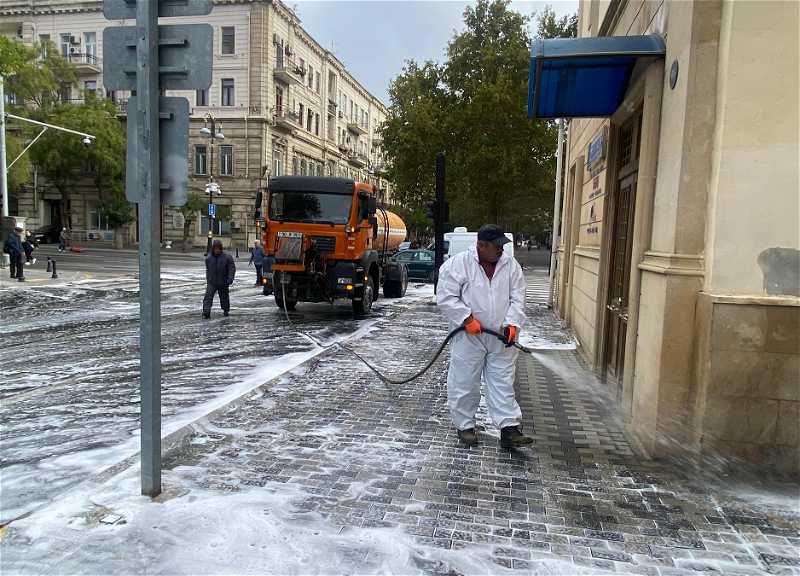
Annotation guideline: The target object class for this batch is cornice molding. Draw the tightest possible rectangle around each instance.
[638,251,705,277]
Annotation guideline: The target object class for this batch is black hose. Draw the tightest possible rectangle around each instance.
[338,325,532,386]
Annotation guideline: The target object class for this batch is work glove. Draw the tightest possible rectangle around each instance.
[502,325,517,347]
[464,316,482,335]
[226,278,234,286]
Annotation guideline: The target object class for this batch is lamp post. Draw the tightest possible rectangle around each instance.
[200,114,224,255]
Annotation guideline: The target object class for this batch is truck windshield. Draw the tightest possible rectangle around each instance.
[269,191,352,224]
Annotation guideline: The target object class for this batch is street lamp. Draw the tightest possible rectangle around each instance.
[1,76,96,267]
[200,113,224,255]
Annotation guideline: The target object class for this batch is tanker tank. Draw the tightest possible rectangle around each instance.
[373,210,407,253]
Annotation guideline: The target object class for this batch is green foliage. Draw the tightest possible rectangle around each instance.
[3,39,76,111]
[534,4,578,39]
[104,201,135,229]
[202,203,231,221]
[4,133,31,192]
[381,0,577,235]
[179,193,207,224]
[0,36,30,77]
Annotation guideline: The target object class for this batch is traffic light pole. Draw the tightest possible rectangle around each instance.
[136,0,162,497]
[434,152,445,292]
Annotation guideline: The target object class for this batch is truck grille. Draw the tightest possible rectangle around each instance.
[310,236,336,253]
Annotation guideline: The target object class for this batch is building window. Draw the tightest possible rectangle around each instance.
[84,80,97,97]
[219,145,233,175]
[315,72,321,95]
[300,159,307,176]
[60,84,72,104]
[194,145,207,175]
[307,109,313,131]
[315,113,320,136]
[84,32,96,64]
[292,156,298,175]
[201,215,230,236]
[89,201,110,230]
[39,34,50,59]
[308,161,314,176]
[308,65,314,89]
[60,35,70,57]
[273,150,283,176]
[196,89,208,106]
[221,27,235,54]
[221,79,234,106]
[316,164,322,177]
[298,103,304,126]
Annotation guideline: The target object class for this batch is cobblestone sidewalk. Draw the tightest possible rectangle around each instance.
[1,283,798,575]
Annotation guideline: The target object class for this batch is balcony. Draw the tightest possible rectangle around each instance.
[372,134,383,146]
[67,52,102,75]
[273,106,300,132]
[347,152,366,168]
[347,120,367,136]
[273,56,305,86]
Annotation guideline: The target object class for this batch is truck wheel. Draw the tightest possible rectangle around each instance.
[398,266,408,297]
[383,281,397,298]
[353,276,374,315]
[275,296,296,311]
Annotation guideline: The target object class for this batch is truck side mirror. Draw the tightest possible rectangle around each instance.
[254,190,263,222]
[368,216,378,240]
[368,196,377,215]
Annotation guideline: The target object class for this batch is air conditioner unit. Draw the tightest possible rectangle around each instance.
[69,46,77,54]
[285,44,293,55]
[70,36,80,44]
[230,220,241,229]
[338,111,343,118]
[273,33,280,44]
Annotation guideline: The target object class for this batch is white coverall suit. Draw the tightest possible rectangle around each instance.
[437,245,527,431]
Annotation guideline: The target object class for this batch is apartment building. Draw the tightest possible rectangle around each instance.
[529,1,799,476]
[1,0,393,248]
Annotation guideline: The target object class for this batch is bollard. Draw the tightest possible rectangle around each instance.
[47,257,52,272]
[51,260,59,279]
[236,247,239,259]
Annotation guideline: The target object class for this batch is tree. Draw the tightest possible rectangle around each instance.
[381,0,577,237]
[534,4,578,40]
[178,193,206,252]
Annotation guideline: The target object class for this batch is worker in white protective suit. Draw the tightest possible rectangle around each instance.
[437,224,533,449]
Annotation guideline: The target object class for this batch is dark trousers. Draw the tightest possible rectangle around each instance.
[203,284,230,314]
[24,247,34,262]
[9,254,24,278]
[254,264,263,286]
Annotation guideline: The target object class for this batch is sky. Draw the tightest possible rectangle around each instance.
[291,1,579,107]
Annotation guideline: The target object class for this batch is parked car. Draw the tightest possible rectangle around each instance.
[390,249,438,282]
[33,225,61,244]
[397,241,412,251]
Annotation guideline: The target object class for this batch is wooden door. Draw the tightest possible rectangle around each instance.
[605,113,641,381]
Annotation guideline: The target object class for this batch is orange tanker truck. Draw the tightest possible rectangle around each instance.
[253,176,409,315]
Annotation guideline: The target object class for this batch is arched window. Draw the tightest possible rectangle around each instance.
[273,150,283,177]
[292,156,298,175]
[300,159,307,176]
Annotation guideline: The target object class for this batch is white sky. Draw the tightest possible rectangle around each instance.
[291,1,580,106]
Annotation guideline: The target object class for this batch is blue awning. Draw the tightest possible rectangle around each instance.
[528,35,666,119]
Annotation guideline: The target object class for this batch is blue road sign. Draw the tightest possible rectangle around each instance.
[208,203,216,217]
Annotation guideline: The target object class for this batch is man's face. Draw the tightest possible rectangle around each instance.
[476,240,503,263]
[213,246,222,255]
[15,229,22,236]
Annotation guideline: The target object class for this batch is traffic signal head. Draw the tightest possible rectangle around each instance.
[426,200,437,220]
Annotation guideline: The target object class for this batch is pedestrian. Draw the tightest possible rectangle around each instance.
[23,230,38,265]
[58,228,68,251]
[203,239,235,318]
[249,240,264,286]
[4,225,26,282]
[436,224,531,448]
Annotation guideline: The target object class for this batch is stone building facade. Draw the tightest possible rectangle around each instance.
[1,0,393,249]
[545,1,799,477]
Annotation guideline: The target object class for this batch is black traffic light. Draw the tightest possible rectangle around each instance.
[426,200,438,220]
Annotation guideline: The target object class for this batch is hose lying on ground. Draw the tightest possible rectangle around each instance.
[278,282,532,385]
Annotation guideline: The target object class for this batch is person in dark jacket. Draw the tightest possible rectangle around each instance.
[5,225,26,281]
[23,230,38,265]
[248,240,264,286]
[203,239,236,318]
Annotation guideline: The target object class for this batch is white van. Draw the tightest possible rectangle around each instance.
[429,227,515,260]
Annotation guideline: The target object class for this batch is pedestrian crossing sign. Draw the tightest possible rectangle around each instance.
[208,203,216,217]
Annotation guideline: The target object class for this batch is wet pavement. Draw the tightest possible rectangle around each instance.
[0,265,798,575]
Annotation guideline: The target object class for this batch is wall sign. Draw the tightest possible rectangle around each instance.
[588,126,608,170]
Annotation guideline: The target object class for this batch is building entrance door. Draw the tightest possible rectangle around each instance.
[604,113,641,386]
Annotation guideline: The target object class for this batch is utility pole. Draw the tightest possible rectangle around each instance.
[1,76,9,268]
[103,0,213,496]
[547,119,565,309]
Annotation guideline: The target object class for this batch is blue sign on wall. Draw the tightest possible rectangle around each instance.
[208,203,216,217]
[588,126,608,169]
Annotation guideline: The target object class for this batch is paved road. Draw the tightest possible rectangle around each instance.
[0,255,432,524]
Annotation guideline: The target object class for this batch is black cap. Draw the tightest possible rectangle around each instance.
[477,224,510,246]
[212,239,223,248]
[14,225,23,231]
